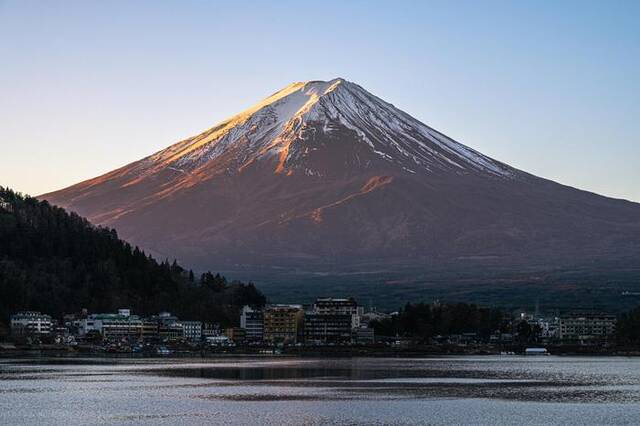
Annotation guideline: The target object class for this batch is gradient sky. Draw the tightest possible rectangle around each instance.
[1,1,639,201]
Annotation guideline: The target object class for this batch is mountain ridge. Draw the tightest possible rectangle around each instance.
[40,78,640,300]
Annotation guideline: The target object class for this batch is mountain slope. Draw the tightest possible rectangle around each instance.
[40,78,640,295]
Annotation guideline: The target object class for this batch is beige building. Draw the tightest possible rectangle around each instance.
[263,305,304,344]
[225,327,246,344]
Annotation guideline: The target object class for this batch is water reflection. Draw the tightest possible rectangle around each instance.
[2,356,640,425]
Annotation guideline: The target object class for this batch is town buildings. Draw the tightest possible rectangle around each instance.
[305,298,374,344]
[0,196,13,212]
[303,313,353,344]
[245,298,375,345]
[314,298,362,328]
[263,305,304,344]
[202,322,221,339]
[78,309,143,340]
[76,309,203,342]
[153,312,183,339]
[353,326,375,344]
[559,312,616,342]
[10,311,52,336]
[6,297,376,347]
[360,309,391,326]
[240,306,264,342]
[182,321,203,341]
[225,327,246,344]
[142,319,160,340]
[8,303,624,350]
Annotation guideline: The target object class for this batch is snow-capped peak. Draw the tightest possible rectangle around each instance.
[148,78,513,178]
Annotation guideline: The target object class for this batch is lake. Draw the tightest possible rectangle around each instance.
[2,356,640,425]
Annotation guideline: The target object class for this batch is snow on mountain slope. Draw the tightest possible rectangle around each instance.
[141,78,514,179]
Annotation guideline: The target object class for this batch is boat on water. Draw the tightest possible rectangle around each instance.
[156,346,172,356]
[525,347,550,356]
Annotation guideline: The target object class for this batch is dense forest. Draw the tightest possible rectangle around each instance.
[372,302,640,345]
[616,306,640,345]
[371,302,508,342]
[0,187,265,327]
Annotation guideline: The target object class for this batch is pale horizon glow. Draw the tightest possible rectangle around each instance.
[1,1,639,202]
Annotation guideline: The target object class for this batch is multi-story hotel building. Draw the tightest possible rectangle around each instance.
[240,306,264,342]
[10,311,53,336]
[78,309,143,340]
[559,312,616,342]
[303,313,353,344]
[313,298,362,329]
[263,305,304,344]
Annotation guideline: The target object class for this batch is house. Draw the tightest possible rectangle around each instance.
[0,197,13,212]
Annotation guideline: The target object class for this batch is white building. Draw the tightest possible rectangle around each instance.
[360,310,391,326]
[202,323,221,338]
[205,335,232,346]
[151,312,183,339]
[535,317,559,339]
[78,309,143,340]
[10,311,52,336]
[182,321,202,341]
[559,312,616,342]
[240,306,264,341]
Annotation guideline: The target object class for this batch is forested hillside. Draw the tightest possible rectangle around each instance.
[0,187,265,326]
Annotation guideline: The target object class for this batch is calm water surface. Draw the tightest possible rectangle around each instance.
[2,356,640,425]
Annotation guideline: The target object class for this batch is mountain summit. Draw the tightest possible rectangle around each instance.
[146,78,511,180]
[41,79,640,299]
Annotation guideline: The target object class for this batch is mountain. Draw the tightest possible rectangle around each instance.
[40,78,640,307]
[0,187,265,324]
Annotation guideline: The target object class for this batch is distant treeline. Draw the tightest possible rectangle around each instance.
[0,187,265,326]
[371,302,507,341]
[372,302,640,345]
[616,307,640,345]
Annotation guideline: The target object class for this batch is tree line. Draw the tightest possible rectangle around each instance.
[0,187,265,328]
[370,302,507,342]
[372,301,640,345]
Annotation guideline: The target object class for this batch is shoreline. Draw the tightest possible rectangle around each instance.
[2,344,639,359]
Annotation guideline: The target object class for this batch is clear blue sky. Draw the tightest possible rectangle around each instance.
[1,1,639,201]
